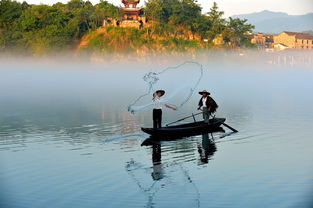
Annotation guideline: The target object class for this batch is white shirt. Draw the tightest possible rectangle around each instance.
[153,96,162,109]
[202,97,207,107]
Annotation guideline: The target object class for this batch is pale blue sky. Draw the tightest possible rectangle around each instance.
[17,0,313,17]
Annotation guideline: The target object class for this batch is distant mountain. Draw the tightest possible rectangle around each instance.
[232,10,313,34]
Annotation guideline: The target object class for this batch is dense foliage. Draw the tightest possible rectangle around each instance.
[0,0,120,54]
[0,0,255,55]
[145,1,254,45]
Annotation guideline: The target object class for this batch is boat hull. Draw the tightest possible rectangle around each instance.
[141,118,226,138]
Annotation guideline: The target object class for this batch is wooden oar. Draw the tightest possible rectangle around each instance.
[222,123,238,133]
[198,109,238,133]
[166,112,202,126]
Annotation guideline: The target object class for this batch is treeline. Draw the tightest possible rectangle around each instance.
[0,0,255,55]
[0,0,120,55]
[145,1,254,47]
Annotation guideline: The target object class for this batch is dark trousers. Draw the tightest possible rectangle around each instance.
[153,109,162,128]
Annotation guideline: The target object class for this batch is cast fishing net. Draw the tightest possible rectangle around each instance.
[128,61,203,114]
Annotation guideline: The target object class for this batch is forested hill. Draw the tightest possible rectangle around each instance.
[0,0,254,56]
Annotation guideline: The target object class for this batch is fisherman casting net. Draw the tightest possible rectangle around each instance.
[128,61,203,114]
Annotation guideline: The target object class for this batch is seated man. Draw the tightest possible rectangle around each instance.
[197,90,218,123]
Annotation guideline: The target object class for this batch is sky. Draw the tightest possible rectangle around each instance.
[17,0,313,17]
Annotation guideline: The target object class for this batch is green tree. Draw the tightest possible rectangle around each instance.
[94,0,121,26]
[223,17,255,47]
[145,0,163,22]
[206,2,225,40]
[96,0,120,19]
[0,0,29,50]
[68,0,84,9]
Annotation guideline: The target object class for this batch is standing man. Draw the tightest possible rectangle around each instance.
[152,90,176,128]
[197,90,218,123]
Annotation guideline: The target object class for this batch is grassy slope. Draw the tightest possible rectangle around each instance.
[77,26,213,55]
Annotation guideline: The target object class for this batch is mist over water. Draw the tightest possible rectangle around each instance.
[0,51,313,208]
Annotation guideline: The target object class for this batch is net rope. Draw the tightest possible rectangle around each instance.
[128,61,203,114]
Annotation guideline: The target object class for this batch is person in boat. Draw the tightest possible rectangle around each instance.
[153,90,176,128]
[197,90,218,123]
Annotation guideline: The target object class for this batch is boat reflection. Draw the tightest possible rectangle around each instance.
[141,126,224,179]
[126,128,224,208]
[149,132,218,180]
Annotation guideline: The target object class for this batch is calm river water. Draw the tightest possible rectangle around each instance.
[0,55,313,208]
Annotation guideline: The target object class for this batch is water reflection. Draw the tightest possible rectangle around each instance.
[151,143,164,181]
[1,57,313,208]
[197,133,217,165]
[125,130,223,208]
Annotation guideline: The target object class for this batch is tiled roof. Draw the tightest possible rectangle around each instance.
[122,0,140,3]
[283,31,313,40]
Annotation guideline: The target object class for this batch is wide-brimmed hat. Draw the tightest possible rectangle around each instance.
[199,90,210,95]
[155,90,165,96]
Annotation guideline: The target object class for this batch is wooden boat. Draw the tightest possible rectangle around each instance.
[141,126,225,145]
[141,118,226,138]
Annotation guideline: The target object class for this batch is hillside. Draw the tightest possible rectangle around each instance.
[0,0,254,56]
[233,10,313,34]
[77,26,206,56]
